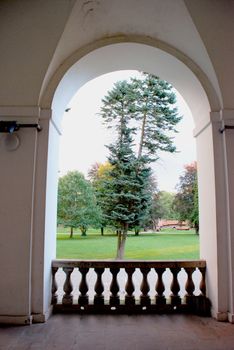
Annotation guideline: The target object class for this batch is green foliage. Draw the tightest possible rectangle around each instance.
[88,162,114,231]
[155,191,177,219]
[100,73,181,163]
[173,162,199,230]
[147,191,177,229]
[104,126,152,231]
[100,80,135,133]
[131,74,182,162]
[57,171,101,236]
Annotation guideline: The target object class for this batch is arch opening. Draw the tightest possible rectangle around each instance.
[40,40,221,318]
[48,41,211,261]
[49,41,211,251]
[57,69,197,259]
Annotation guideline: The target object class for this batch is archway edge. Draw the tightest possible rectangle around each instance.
[40,34,221,122]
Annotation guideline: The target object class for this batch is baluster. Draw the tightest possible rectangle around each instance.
[155,268,166,305]
[110,267,120,305]
[197,266,211,315]
[199,267,206,296]
[51,266,58,305]
[140,268,151,306]
[125,268,136,305]
[170,267,181,306]
[78,267,89,305]
[94,268,105,305]
[62,267,74,305]
[185,267,195,306]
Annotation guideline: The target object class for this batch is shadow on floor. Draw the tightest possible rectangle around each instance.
[0,314,234,350]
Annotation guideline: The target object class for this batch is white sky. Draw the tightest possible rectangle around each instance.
[58,70,196,192]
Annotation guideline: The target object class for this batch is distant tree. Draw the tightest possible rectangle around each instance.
[190,179,199,234]
[173,162,198,231]
[157,191,177,219]
[88,162,114,235]
[88,162,101,182]
[88,162,113,184]
[57,171,101,237]
[146,191,177,230]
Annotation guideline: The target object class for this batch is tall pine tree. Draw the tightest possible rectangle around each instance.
[104,126,151,259]
[99,73,181,258]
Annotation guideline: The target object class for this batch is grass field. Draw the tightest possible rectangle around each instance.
[56,227,199,260]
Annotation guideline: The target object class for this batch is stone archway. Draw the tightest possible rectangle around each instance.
[36,38,228,321]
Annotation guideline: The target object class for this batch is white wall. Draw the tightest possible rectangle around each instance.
[0,109,39,323]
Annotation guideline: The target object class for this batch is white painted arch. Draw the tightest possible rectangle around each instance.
[39,39,226,321]
[49,41,221,131]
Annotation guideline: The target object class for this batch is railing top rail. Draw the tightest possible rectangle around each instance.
[52,259,206,269]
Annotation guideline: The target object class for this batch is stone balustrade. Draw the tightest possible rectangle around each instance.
[51,260,210,315]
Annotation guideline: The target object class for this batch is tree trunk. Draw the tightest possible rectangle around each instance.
[135,228,139,236]
[116,224,128,260]
[101,227,104,236]
[195,223,199,235]
[70,227,74,238]
[80,226,87,236]
[138,111,147,160]
[117,231,121,254]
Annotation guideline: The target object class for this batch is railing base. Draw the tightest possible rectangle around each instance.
[52,259,211,317]
[53,296,211,317]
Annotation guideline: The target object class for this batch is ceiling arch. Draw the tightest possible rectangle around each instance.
[43,39,220,130]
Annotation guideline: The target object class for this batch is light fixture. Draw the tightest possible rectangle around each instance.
[0,121,42,133]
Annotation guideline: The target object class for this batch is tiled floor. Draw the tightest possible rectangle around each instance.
[0,314,234,350]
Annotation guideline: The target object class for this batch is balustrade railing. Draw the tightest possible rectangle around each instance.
[51,260,210,316]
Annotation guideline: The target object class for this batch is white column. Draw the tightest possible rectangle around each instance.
[31,109,61,323]
[194,111,230,321]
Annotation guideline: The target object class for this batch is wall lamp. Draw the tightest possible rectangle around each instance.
[0,121,42,133]
[219,125,234,134]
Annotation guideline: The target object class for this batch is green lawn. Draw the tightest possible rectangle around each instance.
[56,227,199,260]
